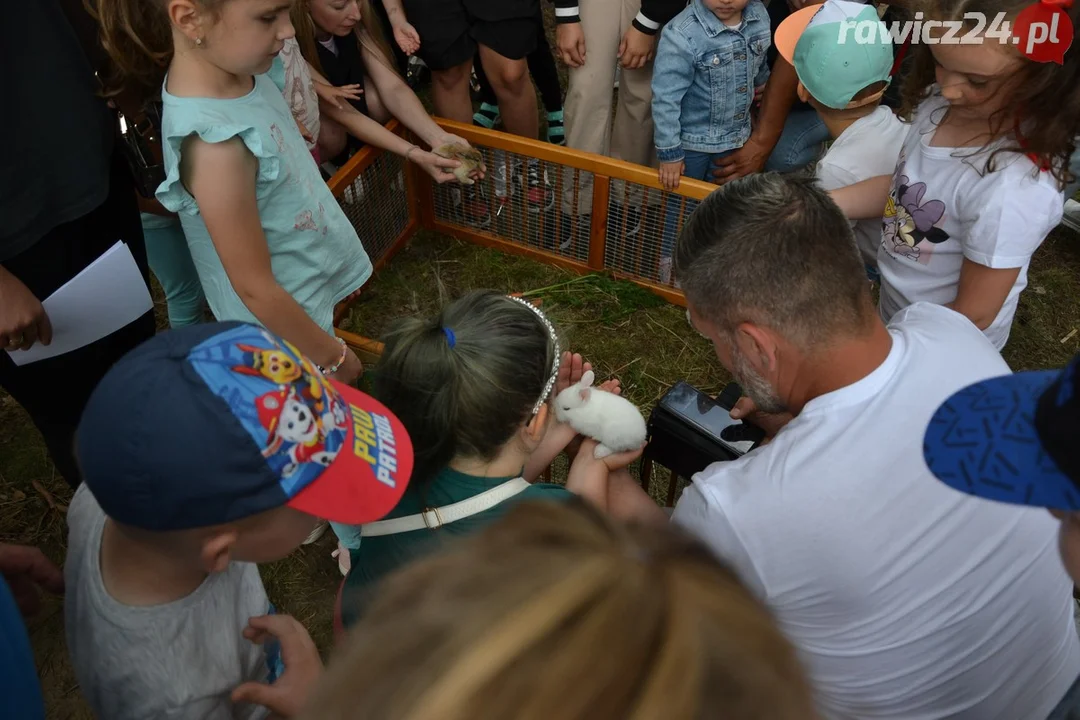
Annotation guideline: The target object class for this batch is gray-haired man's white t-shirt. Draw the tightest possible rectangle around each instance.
[64,485,280,719]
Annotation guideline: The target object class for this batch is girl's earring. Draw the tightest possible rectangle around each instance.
[194,36,203,46]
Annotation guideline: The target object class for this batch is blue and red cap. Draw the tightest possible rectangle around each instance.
[76,322,413,531]
[923,353,1080,511]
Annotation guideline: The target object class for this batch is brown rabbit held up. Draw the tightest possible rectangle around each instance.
[432,143,485,185]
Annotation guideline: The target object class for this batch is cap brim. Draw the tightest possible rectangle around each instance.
[288,380,414,525]
[774,4,820,66]
[923,368,1078,511]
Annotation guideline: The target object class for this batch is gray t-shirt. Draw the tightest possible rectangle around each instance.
[64,485,278,719]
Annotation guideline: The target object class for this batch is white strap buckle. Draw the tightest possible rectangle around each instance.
[422,507,444,530]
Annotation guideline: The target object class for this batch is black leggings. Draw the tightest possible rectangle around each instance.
[473,21,562,113]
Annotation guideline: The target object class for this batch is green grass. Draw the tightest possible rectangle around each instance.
[3,4,1079,710]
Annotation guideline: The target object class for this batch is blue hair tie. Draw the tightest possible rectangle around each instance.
[443,327,456,348]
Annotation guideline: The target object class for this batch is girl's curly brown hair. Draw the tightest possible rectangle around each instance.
[896,0,1079,187]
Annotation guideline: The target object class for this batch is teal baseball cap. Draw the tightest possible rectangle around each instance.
[775,0,894,110]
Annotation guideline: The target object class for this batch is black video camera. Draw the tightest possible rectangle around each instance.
[645,381,765,481]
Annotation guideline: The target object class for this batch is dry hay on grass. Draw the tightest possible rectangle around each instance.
[1,226,1077,718]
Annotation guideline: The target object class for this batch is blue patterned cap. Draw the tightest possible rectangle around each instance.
[76,322,413,531]
[923,354,1080,511]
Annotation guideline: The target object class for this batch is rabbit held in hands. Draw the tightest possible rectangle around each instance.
[432,143,485,185]
[555,371,647,459]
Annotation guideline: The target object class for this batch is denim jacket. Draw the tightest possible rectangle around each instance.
[652,0,772,163]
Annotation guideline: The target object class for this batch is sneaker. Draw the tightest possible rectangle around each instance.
[331,542,351,576]
[303,520,328,545]
[546,109,565,146]
[525,159,555,214]
[608,203,642,240]
[469,67,482,99]
[556,213,591,251]
[453,184,491,228]
[491,152,517,203]
[473,102,500,130]
[1064,199,1080,233]
[659,257,673,285]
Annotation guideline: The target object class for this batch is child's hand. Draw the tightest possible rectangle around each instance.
[754,85,766,104]
[566,437,645,511]
[659,161,684,192]
[391,20,421,55]
[231,614,322,718]
[410,149,469,184]
[314,81,363,110]
[432,133,486,181]
[555,351,589,396]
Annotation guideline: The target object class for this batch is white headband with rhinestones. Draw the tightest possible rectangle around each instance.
[506,295,561,415]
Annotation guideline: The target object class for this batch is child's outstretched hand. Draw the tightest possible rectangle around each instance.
[659,160,684,192]
[314,81,363,110]
[231,614,322,719]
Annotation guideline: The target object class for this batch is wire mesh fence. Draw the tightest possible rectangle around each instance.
[334,150,412,269]
[431,144,594,263]
[329,120,713,311]
[427,133,710,294]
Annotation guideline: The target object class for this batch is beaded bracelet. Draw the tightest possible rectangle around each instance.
[318,337,348,376]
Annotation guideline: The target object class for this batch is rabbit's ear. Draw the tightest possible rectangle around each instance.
[580,370,595,388]
[579,387,591,403]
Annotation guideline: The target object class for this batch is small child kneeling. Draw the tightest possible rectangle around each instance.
[652,0,772,284]
[64,322,411,719]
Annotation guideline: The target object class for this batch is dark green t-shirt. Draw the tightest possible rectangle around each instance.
[341,468,572,628]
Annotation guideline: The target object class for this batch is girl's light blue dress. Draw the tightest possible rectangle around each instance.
[156,73,372,549]
[155,73,371,334]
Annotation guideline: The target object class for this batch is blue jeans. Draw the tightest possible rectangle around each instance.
[764,108,830,173]
[141,214,205,328]
[661,149,734,260]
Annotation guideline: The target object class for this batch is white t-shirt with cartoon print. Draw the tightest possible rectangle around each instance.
[877,91,1064,351]
[816,106,908,269]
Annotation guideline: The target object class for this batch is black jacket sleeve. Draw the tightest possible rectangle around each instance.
[553,0,686,33]
[634,0,687,34]
[552,0,581,24]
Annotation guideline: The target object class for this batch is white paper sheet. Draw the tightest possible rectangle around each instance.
[6,241,153,366]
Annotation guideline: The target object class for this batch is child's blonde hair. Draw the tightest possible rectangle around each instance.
[301,499,818,720]
[899,0,1079,186]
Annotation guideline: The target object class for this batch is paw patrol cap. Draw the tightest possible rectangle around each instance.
[923,353,1080,511]
[774,0,893,110]
[76,322,413,531]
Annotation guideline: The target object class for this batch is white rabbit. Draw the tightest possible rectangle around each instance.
[554,370,647,459]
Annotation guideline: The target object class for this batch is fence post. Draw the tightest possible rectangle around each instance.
[412,150,436,231]
[588,175,610,271]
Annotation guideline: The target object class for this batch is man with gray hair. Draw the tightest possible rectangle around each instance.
[667,174,1080,719]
